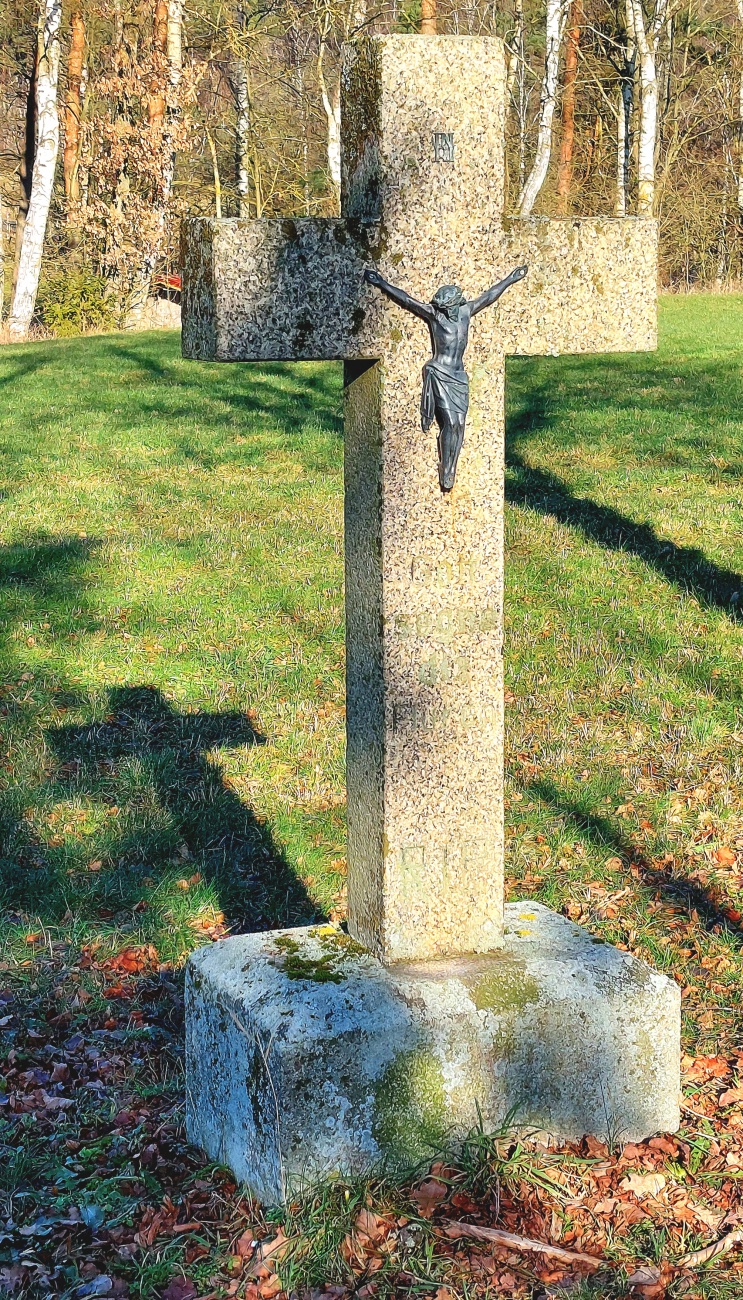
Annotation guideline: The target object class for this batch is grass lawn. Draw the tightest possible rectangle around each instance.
[2,298,743,1297]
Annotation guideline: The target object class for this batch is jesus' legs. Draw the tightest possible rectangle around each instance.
[438,413,466,491]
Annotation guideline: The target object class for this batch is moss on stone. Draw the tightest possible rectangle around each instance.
[471,967,540,1014]
[272,927,366,983]
[372,1046,449,1164]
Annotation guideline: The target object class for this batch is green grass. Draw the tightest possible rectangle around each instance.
[2,301,743,1296]
[504,293,743,1056]
[0,334,347,965]
[0,301,743,1060]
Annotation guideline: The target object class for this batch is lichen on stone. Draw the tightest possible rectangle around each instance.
[471,966,540,1014]
[372,1045,449,1164]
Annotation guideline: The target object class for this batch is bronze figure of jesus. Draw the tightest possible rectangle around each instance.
[363,264,528,491]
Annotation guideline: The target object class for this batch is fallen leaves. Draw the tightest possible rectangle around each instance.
[619,1171,667,1199]
[715,846,737,867]
[411,1177,448,1218]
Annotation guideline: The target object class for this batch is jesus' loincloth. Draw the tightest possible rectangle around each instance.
[420,361,470,433]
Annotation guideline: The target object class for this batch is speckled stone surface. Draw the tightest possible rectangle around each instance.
[185,905,681,1203]
[181,211,656,362]
[181,36,658,964]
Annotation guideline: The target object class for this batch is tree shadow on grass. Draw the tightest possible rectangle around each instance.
[529,776,743,943]
[107,339,344,440]
[505,448,743,618]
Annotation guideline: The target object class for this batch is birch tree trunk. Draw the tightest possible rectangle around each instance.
[12,42,38,296]
[167,0,182,92]
[63,10,85,209]
[615,86,627,215]
[517,0,568,216]
[230,58,251,216]
[317,24,341,197]
[556,0,582,211]
[627,0,666,216]
[9,0,62,341]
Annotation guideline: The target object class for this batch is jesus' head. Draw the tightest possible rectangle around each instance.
[431,285,465,321]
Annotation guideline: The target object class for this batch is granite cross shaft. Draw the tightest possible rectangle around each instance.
[182,36,679,1199]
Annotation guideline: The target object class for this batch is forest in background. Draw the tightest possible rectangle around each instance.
[1,0,742,340]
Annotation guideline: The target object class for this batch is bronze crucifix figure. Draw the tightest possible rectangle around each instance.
[363,264,528,491]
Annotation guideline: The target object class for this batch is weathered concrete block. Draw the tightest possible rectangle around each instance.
[185,903,680,1203]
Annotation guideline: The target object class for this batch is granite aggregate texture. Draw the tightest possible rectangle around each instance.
[185,906,681,1204]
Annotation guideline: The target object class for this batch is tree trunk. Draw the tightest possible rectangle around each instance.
[9,0,62,341]
[132,0,182,316]
[230,58,251,216]
[63,9,85,207]
[615,86,627,215]
[627,0,664,216]
[317,28,341,198]
[205,124,222,219]
[167,0,182,90]
[506,0,524,102]
[13,41,38,295]
[517,0,567,216]
[421,0,437,35]
[149,0,168,130]
[556,0,581,212]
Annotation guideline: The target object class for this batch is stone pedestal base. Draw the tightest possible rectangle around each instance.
[185,903,680,1203]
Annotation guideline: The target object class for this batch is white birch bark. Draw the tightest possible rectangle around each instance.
[9,0,62,341]
[231,58,251,216]
[516,0,569,216]
[167,0,183,91]
[627,0,666,216]
[615,86,627,215]
[737,0,743,209]
[317,31,341,195]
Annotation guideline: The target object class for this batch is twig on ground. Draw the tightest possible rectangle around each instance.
[678,1228,743,1268]
[441,1220,601,1270]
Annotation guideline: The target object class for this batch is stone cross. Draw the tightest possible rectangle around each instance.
[182,34,656,964]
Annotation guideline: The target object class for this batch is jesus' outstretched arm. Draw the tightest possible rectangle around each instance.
[363,267,435,322]
[469,264,528,316]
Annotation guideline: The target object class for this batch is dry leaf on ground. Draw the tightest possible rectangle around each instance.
[411,1178,448,1218]
[619,1171,667,1198]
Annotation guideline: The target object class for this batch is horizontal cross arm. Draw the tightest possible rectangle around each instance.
[496,217,657,356]
[182,217,378,362]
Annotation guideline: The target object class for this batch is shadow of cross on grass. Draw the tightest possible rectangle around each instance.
[47,685,319,934]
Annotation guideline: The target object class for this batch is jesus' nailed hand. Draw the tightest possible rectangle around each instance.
[363,264,528,492]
